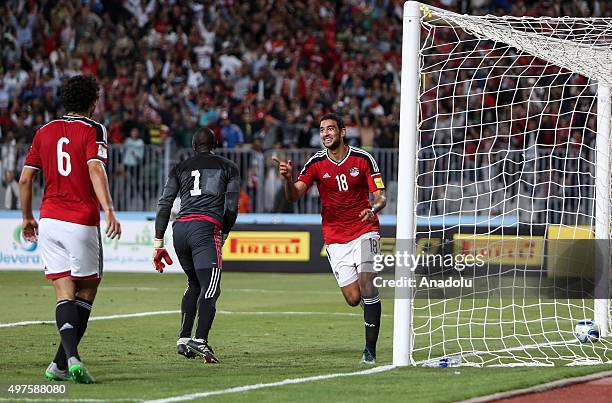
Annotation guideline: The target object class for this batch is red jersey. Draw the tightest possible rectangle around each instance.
[24,115,108,226]
[297,146,385,244]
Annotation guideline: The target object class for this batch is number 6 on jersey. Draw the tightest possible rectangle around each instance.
[57,137,71,176]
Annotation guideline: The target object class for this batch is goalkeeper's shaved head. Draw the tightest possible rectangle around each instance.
[192,127,217,153]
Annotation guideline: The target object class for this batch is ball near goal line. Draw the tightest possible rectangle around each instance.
[394,1,612,367]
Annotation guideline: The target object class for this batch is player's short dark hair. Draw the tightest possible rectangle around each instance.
[319,113,345,129]
[192,126,217,152]
[59,75,100,114]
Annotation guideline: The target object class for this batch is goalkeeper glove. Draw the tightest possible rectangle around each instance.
[152,238,173,273]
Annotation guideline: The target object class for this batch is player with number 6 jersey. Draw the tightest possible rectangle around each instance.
[24,113,109,226]
[272,113,387,365]
[19,75,121,384]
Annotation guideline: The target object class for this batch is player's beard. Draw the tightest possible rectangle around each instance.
[323,136,343,151]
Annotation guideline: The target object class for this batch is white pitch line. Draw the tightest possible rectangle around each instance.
[41,286,160,291]
[217,311,394,318]
[143,365,395,403]
[0,307,564,329]
[225,288,338,295]
[0,310,180,328]
[0,399,137,402]
[0,310,395,328]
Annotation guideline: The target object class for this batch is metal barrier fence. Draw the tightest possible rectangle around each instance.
[0,143,596,224]
[1,144,399,214]
[175,147,400,214]
[416,145,596,225]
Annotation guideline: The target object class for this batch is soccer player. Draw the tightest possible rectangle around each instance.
[153,127,240,364]
[19,75,121,383]
[272,113,386,364]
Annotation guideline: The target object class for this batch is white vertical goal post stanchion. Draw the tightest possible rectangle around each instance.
[393,0,421,367]
[595,83,611,338]
[394,1,612,366]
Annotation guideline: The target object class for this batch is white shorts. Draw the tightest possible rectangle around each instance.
[326,231,380,287]
[39,218,103,280]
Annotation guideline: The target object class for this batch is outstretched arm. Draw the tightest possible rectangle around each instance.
[271,156,308,203]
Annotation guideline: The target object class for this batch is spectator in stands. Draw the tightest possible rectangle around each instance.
[220,111,244,149]
[3,168,19,209]
[124,127,145,179]
[1,130,18,209]
[239,185,252,213]
[359,115,375,151]
[0,0,609,215]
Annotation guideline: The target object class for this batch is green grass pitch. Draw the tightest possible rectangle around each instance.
[0,271,611,402]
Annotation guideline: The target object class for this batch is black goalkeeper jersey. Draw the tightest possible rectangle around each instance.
[155,151,240,237]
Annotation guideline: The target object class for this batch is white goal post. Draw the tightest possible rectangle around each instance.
[395,1,612,366]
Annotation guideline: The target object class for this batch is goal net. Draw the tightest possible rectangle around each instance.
[394,1,612,366]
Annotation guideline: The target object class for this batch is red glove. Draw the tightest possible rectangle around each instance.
[152,238,173,273]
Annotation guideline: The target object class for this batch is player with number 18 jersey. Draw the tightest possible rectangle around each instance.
[297,146,384,245]
[273,113,387,365]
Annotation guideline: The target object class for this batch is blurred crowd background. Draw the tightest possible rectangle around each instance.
[1,0,610,212]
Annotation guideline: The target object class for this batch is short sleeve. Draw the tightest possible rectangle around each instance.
[365,156,385,193]
[86,126,108,165]
[24,131,41,170]
[297,161,317,189]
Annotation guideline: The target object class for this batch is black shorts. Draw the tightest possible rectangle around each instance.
[172,220,223,271]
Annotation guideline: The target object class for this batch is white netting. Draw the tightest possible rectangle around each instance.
[409,4,612,366]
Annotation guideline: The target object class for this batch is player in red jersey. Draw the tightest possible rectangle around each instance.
[273,113,387,364]
[19,75,121,383]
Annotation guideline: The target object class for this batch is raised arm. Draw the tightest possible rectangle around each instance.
[271,157,308,203]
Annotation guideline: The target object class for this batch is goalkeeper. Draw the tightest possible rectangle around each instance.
[153,127,240,363]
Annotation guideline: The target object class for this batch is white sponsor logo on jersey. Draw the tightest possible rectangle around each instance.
[323,172,331,179]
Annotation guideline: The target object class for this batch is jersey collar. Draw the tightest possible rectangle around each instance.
[326,145,351,166]
[63,113,90,119]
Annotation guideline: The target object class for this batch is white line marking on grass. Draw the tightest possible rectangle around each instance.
[41,286,159,291]
[0,399,138,402]
[0,310,392,328]
[143,365,395,402]
[0,307,563,329]
[0,310,180,328]
[226,288,338,295]
[217,310,393,318]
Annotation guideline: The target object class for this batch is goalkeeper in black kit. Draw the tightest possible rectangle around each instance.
[153,127,240,363]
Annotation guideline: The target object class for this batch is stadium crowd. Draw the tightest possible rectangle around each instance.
[0,0,610,211]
